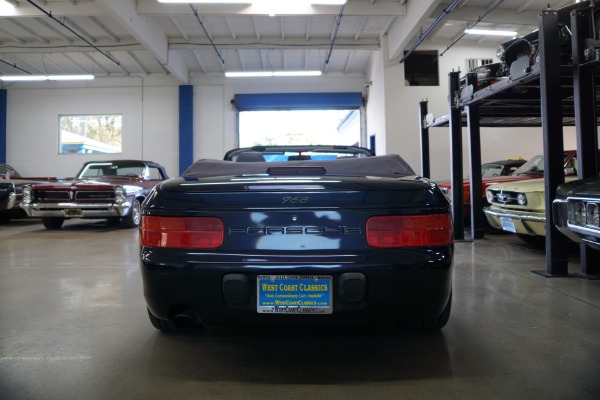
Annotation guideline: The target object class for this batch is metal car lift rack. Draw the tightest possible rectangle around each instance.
[419,6,600,279]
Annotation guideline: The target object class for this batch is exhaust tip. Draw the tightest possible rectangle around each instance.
[172,310,200,330]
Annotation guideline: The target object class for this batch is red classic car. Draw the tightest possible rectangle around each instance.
[20,160,169,229]
[436,152,580,232]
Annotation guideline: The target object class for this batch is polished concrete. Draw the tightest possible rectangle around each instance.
[1,218,599,400]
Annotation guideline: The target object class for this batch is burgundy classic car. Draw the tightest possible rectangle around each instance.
[20,160,169,229]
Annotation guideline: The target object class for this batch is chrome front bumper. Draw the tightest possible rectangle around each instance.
[21,202,131,218]
[483,207,546,235]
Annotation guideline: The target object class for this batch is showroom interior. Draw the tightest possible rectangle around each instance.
[1,0,600,399]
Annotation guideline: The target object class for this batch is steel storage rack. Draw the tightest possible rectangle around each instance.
[419,3,600,278]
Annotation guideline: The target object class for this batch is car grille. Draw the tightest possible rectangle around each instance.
[36,191,71,202]
[34,190,116,203]
[75,191,115,201]
[567,198,600,229]
[487,189,520,206]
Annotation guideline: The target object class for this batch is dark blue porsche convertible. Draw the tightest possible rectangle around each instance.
[139,146,453,333]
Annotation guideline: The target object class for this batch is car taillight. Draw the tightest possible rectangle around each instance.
[140,216,224,249]
[366,214,453,248]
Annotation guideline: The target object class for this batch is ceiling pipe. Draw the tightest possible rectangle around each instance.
[399,0,461,63]
[190,4,225,65]
[0,58,31,74]
[440,0,507,57]
[325,2,346,66]
[24,0,120,66]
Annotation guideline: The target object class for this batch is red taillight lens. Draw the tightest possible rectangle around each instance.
[366,214,453,248]
[140,216,224,249]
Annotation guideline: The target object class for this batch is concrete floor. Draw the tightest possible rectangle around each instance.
[1,218,599,400]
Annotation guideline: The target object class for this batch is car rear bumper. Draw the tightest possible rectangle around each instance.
[21,202,131,218]
[140,247,454,326]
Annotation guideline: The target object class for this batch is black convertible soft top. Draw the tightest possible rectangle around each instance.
[182,154,416,178]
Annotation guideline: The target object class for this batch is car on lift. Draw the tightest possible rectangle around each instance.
[496,0,600,80]
[484,151,600,244]
[20,159,169,229]
[553,177,600,250]
[139,145,454,334]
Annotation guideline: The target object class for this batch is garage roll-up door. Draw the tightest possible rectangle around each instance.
[233,92,363,111]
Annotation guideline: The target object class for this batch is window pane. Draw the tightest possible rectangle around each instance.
[239,110,360,147]
[59,115,122,154]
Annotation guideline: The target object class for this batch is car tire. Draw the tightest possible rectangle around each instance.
[409,292,452,332]
[42,217,65,230]
[121,198,141,229]
[516,233,544,246]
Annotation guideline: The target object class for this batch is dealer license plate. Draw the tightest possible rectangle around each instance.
[257,275,332,314]
[500,217,516,233]
[64,209,83,217]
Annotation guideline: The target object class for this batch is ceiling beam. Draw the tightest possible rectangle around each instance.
[95,0,189,83]
[384,0,439,60]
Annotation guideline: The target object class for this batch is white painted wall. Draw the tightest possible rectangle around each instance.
[4,74,365,177]
[366,41,579,181]
[4,42,582,180]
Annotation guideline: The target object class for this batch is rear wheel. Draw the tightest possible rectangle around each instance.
[42,217,65,230]
[408,293,452,332]
[121,198,141,228]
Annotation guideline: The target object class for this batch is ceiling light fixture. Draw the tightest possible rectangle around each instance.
[464,29,517,37]
[0,75,95,82]
[157,0,346,4]
[225,71,322,78]
[0,0,16,7]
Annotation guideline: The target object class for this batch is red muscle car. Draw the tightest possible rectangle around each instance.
[20,160,168,229]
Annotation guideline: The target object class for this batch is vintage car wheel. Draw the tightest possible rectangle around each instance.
[42,217,65,230]
[516,233,545,246]
[121,198,141,228]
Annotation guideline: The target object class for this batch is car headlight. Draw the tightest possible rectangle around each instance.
[573,201,586,225]
[486,190,494,203]
[440,187,451,202]
[517,193,527,206]
[22,185,32,205]
[496,44,506,61]
[114,185,126,204]
[587,203,599,227]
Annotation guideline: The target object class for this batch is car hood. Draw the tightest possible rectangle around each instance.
[488,177,578,192]
[28,178,139,190]
[436,174,542,189]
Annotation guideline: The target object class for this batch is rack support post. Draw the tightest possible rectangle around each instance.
[419,100,431,179]
[535,9,570,277]
[448,71,464,240]
[571,8,600,278]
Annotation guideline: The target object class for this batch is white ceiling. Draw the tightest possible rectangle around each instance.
[0,0,580,84]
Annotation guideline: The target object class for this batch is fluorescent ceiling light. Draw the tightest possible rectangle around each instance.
[225,71,322,78]
[157,0,345,4]
[0,0,16,7]
[464,29,517,37]
[0,75,95,81]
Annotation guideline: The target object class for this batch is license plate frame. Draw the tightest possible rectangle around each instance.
[500,216,516,233]
[257,275,332,315]
[64,209,83,217]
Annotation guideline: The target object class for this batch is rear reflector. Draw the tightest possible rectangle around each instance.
[366,214,453,248]
[140,216,224,249]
